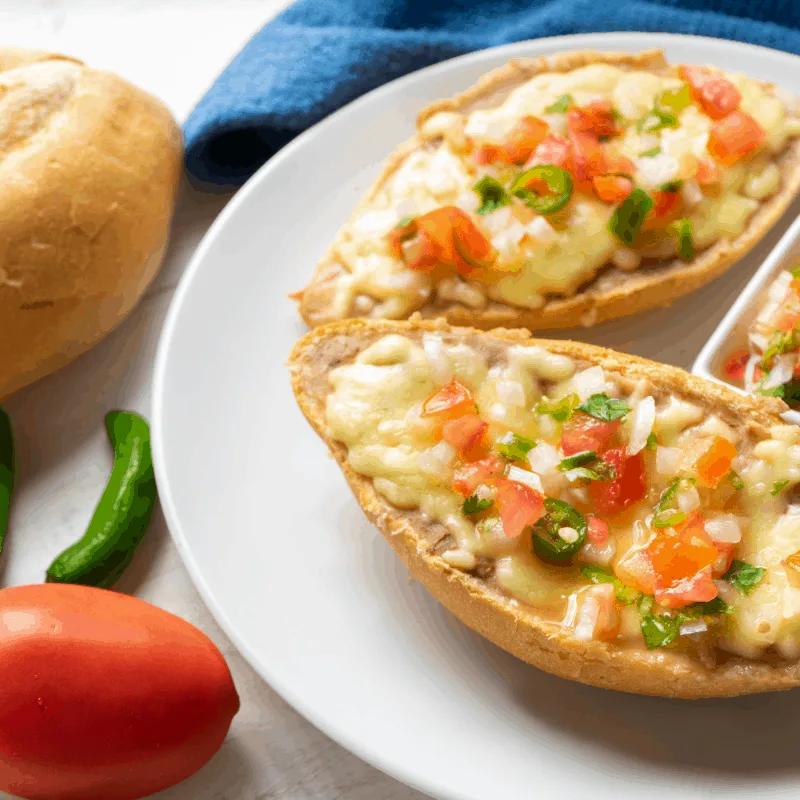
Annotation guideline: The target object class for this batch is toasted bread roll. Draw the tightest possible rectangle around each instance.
[298,49,800,332]
[290,318,800,698]
[0,49,182,400]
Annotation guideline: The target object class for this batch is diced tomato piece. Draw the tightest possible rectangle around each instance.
[592,174,633,203]
[655,567,718,609]
[560,412,620,456]
[679,65,741,120]
[441,414,488,455]
[586,516,610,545]
[695,159,720,186]
[476,116,549,165]
[422,379,476,420]
[527,134,573,170]
[707,110,765,165]
[569,130,608,185]
[712,540,736,578]
[651,190,681,219]
[791,278,800,294]
[404,207,494,275]
[494,478,546,538]
[567,100,619,138]
[615,546,656,595]
[451,454,506,497]
[584,584,620,641]
[723,350,749,382]
[778,310,800,334]
[603,152,636,175]
[588,447,647,517]
[695,435,737,488]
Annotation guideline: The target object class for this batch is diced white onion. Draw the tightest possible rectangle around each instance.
[454,191,480,213]
[422,334,453,386]
[559,526,580,544]
[495,380,526,407]
[627,396,655,455]
[762,354,797,391]
[611,248,641,271]
[352,209,399,236]
[481,205,513,235]
[681,179,703,207]
[507,466,544,494]
[635,153,679,190]
[677,485,700,514]
[487,402,507,422]
[656,446,682,475]
[579,539,617,566]
[714,579,738,604]
[527,441,561,476]
[573,596,600,641]
[476,484,495,502]
[417,441,456,479]
[679,619,708,636]
[572,366,607,401]
[396,198,418,219]
[525,216,557,244]
[744,354,760,390]
[704,513,742,544]
[561,592,579,627]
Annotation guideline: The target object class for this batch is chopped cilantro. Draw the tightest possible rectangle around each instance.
[462,495,493,515]
[727,470,745,490]
[772,480,790,496]
[576,393,631,421]
[658,180,683,193]
[536,394,579,423]
[641,614,681,650]
[580,565,641,605]
[496,432,536,462]
[723,559,766,596]
[558,451,616,481]
[637,106,678,133]
[546,94,573,113]
[557,451,597,470]
[395,215,416,229]
[640,147,661,158]
[792,265,800,279]
[645,432,659,451]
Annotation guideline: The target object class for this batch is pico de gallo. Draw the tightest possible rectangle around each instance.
[724,264,800,407]
[326,330,800,662]
[315,59,800,322]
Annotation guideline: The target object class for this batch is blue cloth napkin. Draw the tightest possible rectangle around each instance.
[184,0,800,187]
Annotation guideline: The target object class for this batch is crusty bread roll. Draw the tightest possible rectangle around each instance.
[0,49,182,400]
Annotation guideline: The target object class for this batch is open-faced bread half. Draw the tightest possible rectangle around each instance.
[298,49,800,331]
[0,48,182,401]
[290,317,800,698]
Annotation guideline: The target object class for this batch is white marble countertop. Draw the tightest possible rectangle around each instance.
[1,2,427,798]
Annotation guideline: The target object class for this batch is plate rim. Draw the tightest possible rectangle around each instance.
[152,31,800,800]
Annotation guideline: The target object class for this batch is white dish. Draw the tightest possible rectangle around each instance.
[153,33,800,800]
[693,214,800,425]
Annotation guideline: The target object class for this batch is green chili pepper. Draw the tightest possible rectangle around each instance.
[510,165,573,214]
[608,188,654,245]
[0,408,14,554]
[530,498,587,562]
[671,218,694,261]
[46,411,156,588]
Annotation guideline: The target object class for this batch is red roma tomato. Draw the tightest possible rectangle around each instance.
[567,100,619,138]
[586,516,610,545]
[679,65,741,120]
[527,134,573,170]
[778,310,800,333]
[707,110,765,165]
[476,116,549,165]
[560,412,620,456]
[569,130,607,185]
[695,158,720,186]
[695,435,737,488]
[722,350,749,382]
[713,540,736,578]
[494,478,545,538]
[441,414,488,455]
[651,190,681,219]
[588,447,647,517]
[615,547,656,595]
[592,175,633,204]
[422,378,476,421]
[452,454,506,497]
[0,584,239,800]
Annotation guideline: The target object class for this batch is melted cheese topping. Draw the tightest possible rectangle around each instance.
[326,333,800,661]
[328,63,800,319]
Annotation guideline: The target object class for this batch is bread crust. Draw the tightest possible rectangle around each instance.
[288,317,800,698]
[299,49,800,332]
[0,49,183,400]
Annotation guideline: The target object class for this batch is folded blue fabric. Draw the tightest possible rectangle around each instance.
[184,0,800,187]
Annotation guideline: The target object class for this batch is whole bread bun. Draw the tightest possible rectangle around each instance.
[0,48,182,400]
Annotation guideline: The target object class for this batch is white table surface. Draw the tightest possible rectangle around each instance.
[1,2,427,798]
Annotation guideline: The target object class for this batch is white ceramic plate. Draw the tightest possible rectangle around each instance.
[153,33,800,800]
[693,214,800,425]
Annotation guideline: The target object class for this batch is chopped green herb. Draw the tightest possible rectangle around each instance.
[395,216,416,229]
[576,393,631,421]
[496,432,536,462]
[682,597,734,618]
[462,495,493,515]
[652,510,687,529]
[640,147,661,158]
[546,93,573,113]
[792,265,800,279]
[645,432,659,451]
[759,380,800,404]
[772,480,790,496]
[536,394,579,423]
[637,105,679,133]
[727,470,745,490]
[473,176,510,216]
[557,451,597,470]
[651,477,693,529]
[581,565,641,605]
[641,614,681,650]
[723,559,766,596]
[608,188,654,245]
[638,595,655,616]
[659,84,693,112]
[658,180,683,193]
[670,218,694,262]
[760,329,800,372]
